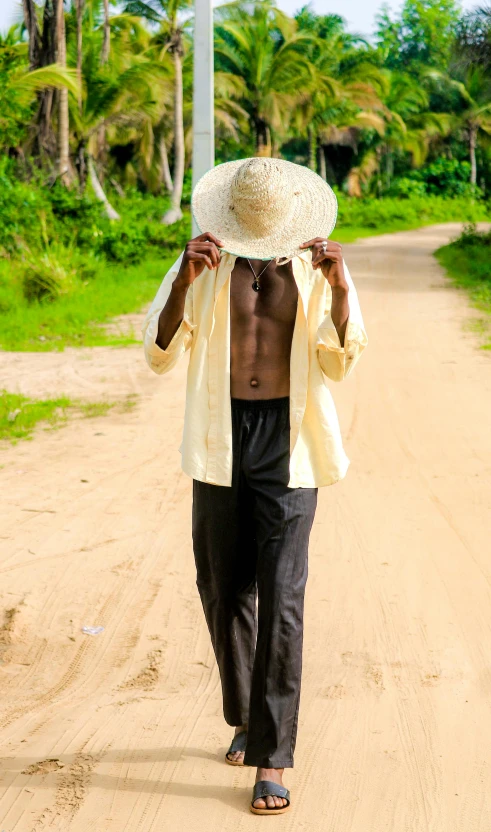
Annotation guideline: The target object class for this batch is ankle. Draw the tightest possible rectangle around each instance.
[235,723,248,734]
[256,766,284,780]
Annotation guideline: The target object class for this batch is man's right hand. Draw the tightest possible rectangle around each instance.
[174,232,224,288]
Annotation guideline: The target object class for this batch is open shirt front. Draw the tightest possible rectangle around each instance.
[142,249,368,488]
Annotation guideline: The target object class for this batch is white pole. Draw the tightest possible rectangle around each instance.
[192,0,215,237]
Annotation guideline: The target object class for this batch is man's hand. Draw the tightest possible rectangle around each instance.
[300,239,348,291]
[175,232,224,288]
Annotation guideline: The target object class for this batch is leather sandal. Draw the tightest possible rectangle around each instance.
[225,729,247,766]
[250,780,291,815]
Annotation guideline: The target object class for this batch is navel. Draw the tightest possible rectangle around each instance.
[250,378,259,388]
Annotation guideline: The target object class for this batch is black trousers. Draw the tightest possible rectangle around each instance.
[192,397,318,768]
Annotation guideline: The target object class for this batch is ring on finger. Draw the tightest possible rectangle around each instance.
[321,240,328,253]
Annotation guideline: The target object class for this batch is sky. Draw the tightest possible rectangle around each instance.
[0,0,481,41]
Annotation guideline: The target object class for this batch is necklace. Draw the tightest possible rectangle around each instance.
[247,258,273,292]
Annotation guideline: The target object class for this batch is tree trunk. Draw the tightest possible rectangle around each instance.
[29,0,57,160]
[56,0,72,185]
[469,126,477,186]
[76,0,84,113]
[22,0,41,69]
[101,0,110,64]
[253,117,270,157]
[160,136,173,194]
[110,177,126,198]
[76,140,87,191]
[88,157,120,220]
[96,0,110,168]
[162,50,185,224]
[318,145,327,180]
[308,125,316,172]
[385,148,393,190]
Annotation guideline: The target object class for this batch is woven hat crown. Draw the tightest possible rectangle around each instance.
[229,159,294,237]
[192,156,338,260]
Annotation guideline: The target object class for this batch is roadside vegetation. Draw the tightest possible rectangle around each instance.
[435,224,491,350]
[0,388,138,443]
[0,0,490,354]
[0,253,178,351]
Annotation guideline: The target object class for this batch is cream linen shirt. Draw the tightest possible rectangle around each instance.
[141,250,368,488]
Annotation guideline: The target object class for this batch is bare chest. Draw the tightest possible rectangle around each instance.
[230,260,298,326]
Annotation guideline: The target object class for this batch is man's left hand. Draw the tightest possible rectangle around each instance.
[300,239,348,290]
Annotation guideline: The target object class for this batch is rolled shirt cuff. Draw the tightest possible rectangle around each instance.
[144,310,196,358]
[317,312,368,356]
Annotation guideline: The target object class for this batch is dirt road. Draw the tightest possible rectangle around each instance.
[1,225,490,831]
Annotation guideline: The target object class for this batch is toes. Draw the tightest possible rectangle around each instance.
[253,795,287,811]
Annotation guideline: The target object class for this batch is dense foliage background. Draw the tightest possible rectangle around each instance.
[0,0,490,352]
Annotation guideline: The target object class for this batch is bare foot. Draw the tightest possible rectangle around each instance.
[226,724,248,764]
[252,767,288,810]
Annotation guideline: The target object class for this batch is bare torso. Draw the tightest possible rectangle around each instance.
[230,257,298,399]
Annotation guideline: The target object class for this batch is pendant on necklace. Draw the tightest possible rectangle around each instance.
[252,280,260,292]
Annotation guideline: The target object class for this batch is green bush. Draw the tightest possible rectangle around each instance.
[336,193,490,230]
[21,253,75,303]
[389,177,427,198]
[449,222,491,256]
[389,159,482,199]
[435,224,491,348]
[0,157,191,266]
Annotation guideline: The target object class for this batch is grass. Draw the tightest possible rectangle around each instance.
[0,194,489,354]
[0,389,138,443]
[333,219,488,245]
[332,193,491,244]
[332,223,418,244]
[435,225,491,351]
[0,255,177,352]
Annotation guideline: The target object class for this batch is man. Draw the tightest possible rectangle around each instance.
[142,158,368,815]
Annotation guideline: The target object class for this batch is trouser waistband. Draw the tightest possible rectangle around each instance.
[230,396,289,410]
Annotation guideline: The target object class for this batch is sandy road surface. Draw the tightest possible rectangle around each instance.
[1,224,490,831]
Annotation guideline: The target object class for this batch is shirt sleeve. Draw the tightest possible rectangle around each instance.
[141,252,196,375]
[316,258,368,383]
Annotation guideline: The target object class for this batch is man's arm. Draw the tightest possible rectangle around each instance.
[300,238,368,383]
[141,232,223,375]
[156,231,223,349]
[328,284,349,349]
[155,280,191,351]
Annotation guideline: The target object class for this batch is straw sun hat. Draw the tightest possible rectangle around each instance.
[191,157,338,262]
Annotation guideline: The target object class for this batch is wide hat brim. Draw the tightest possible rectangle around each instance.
[191,158,338,261]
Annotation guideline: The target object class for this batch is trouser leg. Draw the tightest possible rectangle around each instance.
[243,482,318,768]
[192,476,257,727]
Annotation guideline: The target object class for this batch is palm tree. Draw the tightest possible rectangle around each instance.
[1,22,79,158]
[451,66,491,185]
[22,0,41,69]
[215,1,316,156]
[21,0,58,159]
[124,0,192,223]
[69,13,169,215]
[344,70,450,196]
[293,10,374,173]
[295,61,386,177]
[102,0,111,62]
[455,5,491,72]
[56,0,72,184]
